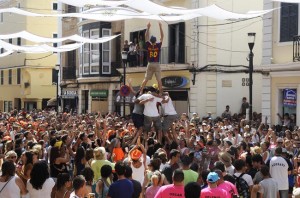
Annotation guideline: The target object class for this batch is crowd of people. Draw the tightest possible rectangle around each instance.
[0,102,299,198]
[1,22,300,198]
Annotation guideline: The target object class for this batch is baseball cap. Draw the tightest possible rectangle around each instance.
[207,172,220,183]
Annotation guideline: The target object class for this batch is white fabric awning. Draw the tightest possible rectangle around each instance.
[0,32,121,44]
[0,1,274,21]
[272,0,300,2]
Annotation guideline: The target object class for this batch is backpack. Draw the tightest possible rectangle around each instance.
[234,173,250,198]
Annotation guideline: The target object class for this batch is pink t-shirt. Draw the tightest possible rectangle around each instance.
[145,186,161,198]
[200,186,229,198]
[218,181,238,197]
[154,184,184,198]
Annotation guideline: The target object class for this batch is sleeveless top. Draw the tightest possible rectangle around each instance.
[0,176,19,198]
[131,163,145,185]
[94,178,109,198]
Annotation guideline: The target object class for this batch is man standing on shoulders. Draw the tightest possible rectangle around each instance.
[140,22,164,95]
[154,169,185,198]
[269,147,289,198]
[107,161,134,198]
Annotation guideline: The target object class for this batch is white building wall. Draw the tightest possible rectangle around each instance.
[215,73,262,117]
[190,0,264,118]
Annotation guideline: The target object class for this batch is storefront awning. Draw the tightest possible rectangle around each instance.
[47,98,57,107]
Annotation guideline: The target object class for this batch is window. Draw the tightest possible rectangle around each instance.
[0,70,3,85]
[52,69,58,84]
[9,39,12,44]
[80,28,111,75]
[17,37,21,46]
[102,29,111,74]
[280,3,298,42]
[53,33,58,47]
[8,69,12,84]
[0,48,4,54]
[17,68,21,84]
[83,31,90,75]
[52,2,58,10]
[4,101,12,112]
[67,5,76,13]
[90,29,100,74]
[0,13,3,23]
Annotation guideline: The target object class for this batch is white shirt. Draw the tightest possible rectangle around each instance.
[138,94,162,117]
[235,134,244,145]
[27,178,55,198]
[161,97,177,115]
[0,176,19,198]
[234,172,253,187]
[269,156,289,190]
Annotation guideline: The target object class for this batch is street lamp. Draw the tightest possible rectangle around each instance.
[55,64,60,113]
[121,51,128,117]
[248,32,256,121]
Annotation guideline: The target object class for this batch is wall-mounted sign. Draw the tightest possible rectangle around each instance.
[283,89,297,107]
[90,90,108,98]
[161,76,188,88]
[62,89,77,99]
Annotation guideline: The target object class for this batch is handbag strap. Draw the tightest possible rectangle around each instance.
[0,176,13,193]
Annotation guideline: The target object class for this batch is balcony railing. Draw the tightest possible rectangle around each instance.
[62,66,76,80]
[116,46,189,68]
[293,36,300,62]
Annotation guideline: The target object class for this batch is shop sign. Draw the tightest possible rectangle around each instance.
[283,89,297,107]
[62,90,77,99]
[161,76,188,88]
[90,90,108,98]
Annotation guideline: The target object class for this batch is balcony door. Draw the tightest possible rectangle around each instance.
[168,22,185,64]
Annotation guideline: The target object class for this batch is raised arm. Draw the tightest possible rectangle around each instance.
[145,22,151,41]
[159,22,164,43]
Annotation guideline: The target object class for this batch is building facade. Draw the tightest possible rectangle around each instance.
[190,0,264,118]
[59,0,268,117]
[261,0,300,126]
[0,0,59,111]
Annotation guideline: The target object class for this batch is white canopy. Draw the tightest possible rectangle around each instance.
[272,0,300,2]
[0,32,121,44]
[0,1,274,21]
[0,50,13,57]
[0,34,120,53]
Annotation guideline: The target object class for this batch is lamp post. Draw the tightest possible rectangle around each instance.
[55,64,60,113]
[247,32,256,121]
[121,51,128,117]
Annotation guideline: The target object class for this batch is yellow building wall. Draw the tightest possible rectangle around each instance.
[272,2,294,64]
[0,0,58,111]
[271,76,300,123]
[127,70,190,88]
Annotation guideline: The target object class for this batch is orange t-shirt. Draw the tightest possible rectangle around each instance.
[113,147,125,162]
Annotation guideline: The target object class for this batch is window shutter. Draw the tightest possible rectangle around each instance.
[280,3,298,42]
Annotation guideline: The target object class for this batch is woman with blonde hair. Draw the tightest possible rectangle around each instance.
[91,147,114,182]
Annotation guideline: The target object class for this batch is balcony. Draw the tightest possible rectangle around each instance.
[293,36,300,62]
[62,66,76,80]
[115,46,189,68]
